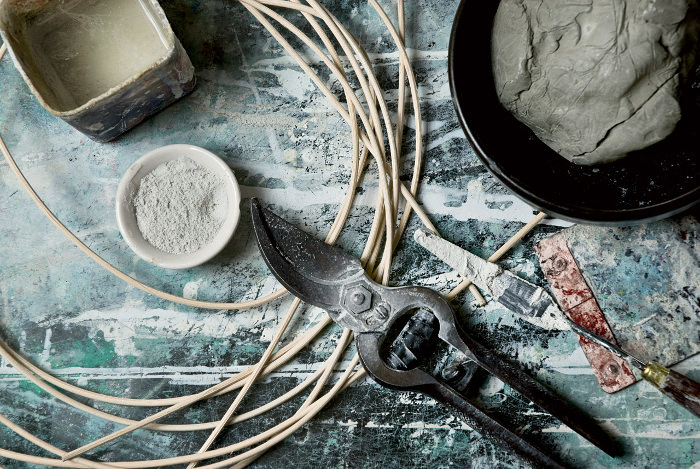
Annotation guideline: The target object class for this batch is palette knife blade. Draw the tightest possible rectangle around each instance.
[414,228,571,331]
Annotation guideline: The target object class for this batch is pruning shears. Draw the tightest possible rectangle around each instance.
[250,199,619,468]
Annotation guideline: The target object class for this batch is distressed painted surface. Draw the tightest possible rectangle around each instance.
[0,1,698,468]
[561,216,700,368]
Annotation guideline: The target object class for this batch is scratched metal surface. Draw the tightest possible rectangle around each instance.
[0,1,698,468]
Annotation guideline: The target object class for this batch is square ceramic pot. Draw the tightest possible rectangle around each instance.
[0,0,196,142]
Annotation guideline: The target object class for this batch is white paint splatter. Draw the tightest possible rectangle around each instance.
[0,360,359,386]
[480,375,505,397]
[270,69,316,102]
[365,421,394,429]
[41,328,52,363]
[403,420,473,431]
[544,420,700,440]
[183,279,203,300]
[34,276,284,357]
[541,347,597,375]
[283,148,297,162]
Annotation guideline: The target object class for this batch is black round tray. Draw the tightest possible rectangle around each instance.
[448,0,700,225]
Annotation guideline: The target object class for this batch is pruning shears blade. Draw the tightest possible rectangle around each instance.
[250,198,364,311]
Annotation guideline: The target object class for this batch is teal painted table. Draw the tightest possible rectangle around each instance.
[0,1,698,467]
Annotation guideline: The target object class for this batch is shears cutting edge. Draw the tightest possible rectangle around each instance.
[250,199,620,469]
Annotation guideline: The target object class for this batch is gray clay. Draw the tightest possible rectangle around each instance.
[492,0,699,165]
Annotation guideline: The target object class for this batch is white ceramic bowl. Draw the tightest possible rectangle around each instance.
[116,144,240,269]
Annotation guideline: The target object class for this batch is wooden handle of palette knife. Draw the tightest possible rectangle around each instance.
[643,362,700,418]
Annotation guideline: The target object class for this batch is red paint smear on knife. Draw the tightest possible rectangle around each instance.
[534,235,636,393]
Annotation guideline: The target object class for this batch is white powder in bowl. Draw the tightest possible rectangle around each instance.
[133,157,227,254]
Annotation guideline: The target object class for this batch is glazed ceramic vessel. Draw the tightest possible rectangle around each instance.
[0,0,196,142]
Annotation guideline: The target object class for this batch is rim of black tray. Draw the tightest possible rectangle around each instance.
[448,0,700,225]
